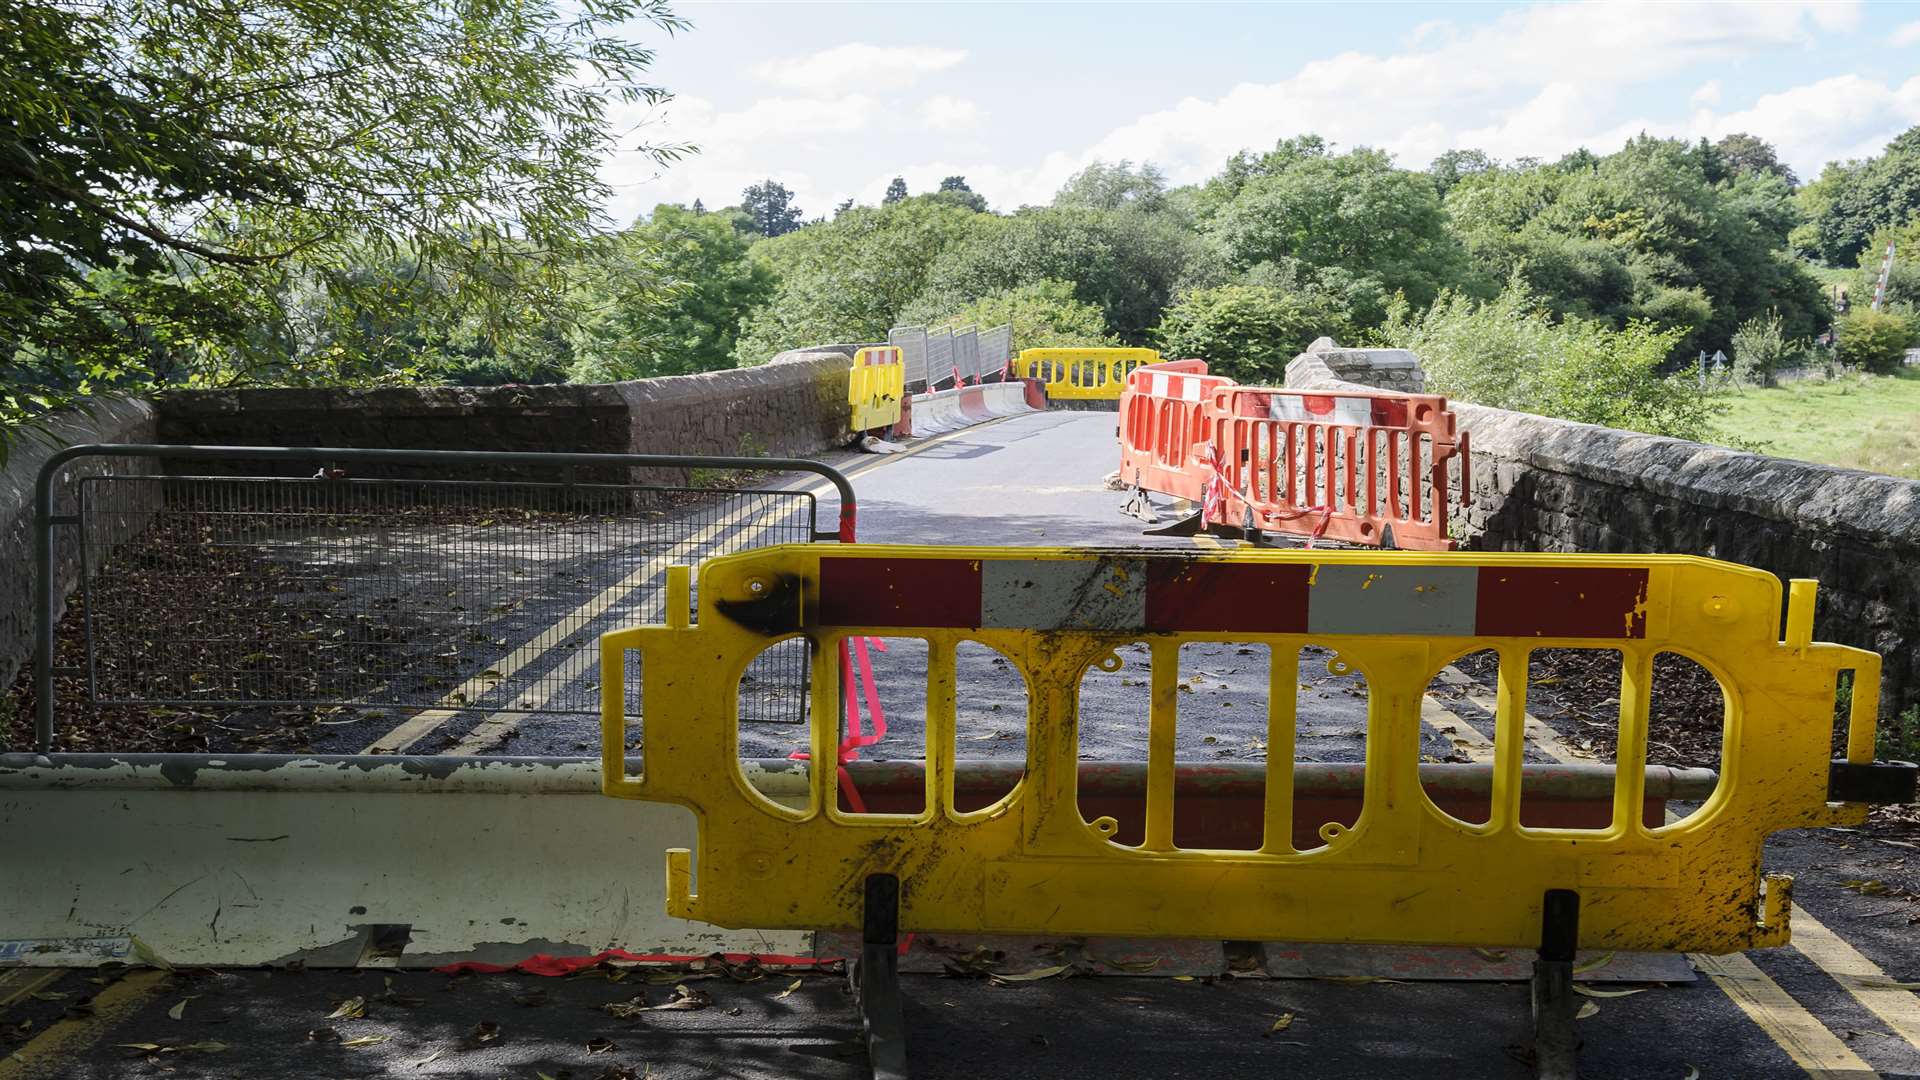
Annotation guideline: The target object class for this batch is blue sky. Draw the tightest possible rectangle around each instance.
[601,1,1920,224]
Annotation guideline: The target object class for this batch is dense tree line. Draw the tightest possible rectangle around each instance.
[5,0,1919,458]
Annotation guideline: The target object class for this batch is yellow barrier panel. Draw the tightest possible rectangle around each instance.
[601,545,1883,954]
[849,346,905,432]
[1017,347,1160,400]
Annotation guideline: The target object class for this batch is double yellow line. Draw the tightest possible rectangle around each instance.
[364,418,1010,756]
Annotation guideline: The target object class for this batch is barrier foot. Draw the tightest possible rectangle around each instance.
[1121,487,1160,524]
[1141,509,1204,537]
[853,873,909,1080]
[1530,889,1581,1080]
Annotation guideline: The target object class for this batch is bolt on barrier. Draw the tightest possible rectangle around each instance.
[600,544,1915,1078]
[1119,359,1471,550]
[849,346,906,434]
[32,445,855,755]
[1016,347,1161,401]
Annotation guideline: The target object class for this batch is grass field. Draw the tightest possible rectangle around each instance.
[1706,367,1920,480]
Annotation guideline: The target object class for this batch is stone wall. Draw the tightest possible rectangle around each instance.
[155,351,856,484]
[0,398,159,693]
[1287,346,1920,716]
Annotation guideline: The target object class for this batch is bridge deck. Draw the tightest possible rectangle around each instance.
[4,411,1917,1079]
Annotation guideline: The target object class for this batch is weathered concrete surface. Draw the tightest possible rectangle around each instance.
[1289,348,1920,715]
[0,398,157,694]
[1286,337,1426,394]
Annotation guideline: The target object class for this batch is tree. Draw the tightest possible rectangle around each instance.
[834,198,855,217]
[1714,133,1796,185]
[906,280,1117,350]
[1376,284,1715,439]
[883,177,909,204]
[911,205,1205,341]
[1196,137,1477,311]
[1809,126,1920,265]
[1053,161,1170,213]
[732,199,992,364]
[692,198,707,214]
[924,185,988,213]
[740,179,803,238]
[1427,149,1498,197]
[1153,284,1347,383]
[0,0,690,460]
[568,205,774,380]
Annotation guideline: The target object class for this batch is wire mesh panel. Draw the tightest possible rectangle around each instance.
[926,328,954,387]
[73,474,817,725]
[889,325,930,392]
[953,327,980,383]
[978,324,1012,381]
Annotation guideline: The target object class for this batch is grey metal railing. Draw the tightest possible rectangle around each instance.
[33,445,856,753]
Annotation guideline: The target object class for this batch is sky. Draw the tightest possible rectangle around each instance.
[599,0,1920,225]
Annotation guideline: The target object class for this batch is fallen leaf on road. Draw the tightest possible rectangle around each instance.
[469,1020,500,1044]
[412,1049,444,1066]
[1575,986,1649,998]
[1472,948,1508,962]
[1682,1067,1700,1079]
[776,978,803,1000]
[1573,952,1615,974]
[325,996,366,1020]
[513,989,549,1007]
[167,997,198,1021]
[307,1027,339,1043]
[588,1036,616,1054]
[340,1035,390,1048]
[1576,1002,1600,1019]
[990,965,1071,985]
[1264,1013,1295,1038]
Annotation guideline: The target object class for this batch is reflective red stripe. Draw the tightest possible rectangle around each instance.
[1475,567,1648,639]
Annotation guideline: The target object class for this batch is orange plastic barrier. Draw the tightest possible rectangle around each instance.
[1117,360,1471,551]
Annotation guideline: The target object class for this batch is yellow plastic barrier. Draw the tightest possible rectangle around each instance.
[1017,347,1160,400]
[849,346,905,432]
[601,545,1884,954]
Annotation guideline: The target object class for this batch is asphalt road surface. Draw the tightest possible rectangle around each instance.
[7,410,1920,1079]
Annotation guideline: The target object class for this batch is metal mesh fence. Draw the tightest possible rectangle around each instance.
[927,328,954,387]
[888,325,930,392]
[73,474,816,724]
[979,324,1012,380]
[953,327,980,383]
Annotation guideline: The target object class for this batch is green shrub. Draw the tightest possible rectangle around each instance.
[1152,284,1346,383]
[1729,309,1806,386]
[1834,309,1918,374]
[1376,283,1718,440]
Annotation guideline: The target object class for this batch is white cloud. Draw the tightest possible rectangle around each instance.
[753,43,968,93]
[1894,20,1920,46]
[599,0,1898,223]
[920,95,981,132]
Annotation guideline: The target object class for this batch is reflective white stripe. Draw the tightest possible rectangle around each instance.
[1305,566,1479,636]
[1269,395,1375,426]
[981,558,1148,631]
[1151,372,1170,397]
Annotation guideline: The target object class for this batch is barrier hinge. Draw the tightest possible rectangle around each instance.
[1827,759,1919,804]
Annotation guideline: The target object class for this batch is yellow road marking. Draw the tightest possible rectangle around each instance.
[360,493,781,754]
[1693,952,1877,1078]
[0,970,168,1080]
[429,415,1018,756]
[446,516,792,755]
[1785,909,1920,1051]
[1509,683,1885,1076]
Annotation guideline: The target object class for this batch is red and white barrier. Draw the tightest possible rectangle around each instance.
[904,379,1047,437]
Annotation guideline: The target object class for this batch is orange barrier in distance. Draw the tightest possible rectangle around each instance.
[1118,360,1471,551]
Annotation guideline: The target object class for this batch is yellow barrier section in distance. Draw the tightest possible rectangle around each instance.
[1017,347,1160,400]
[849,346,905,432]
[601,544,1881,955]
